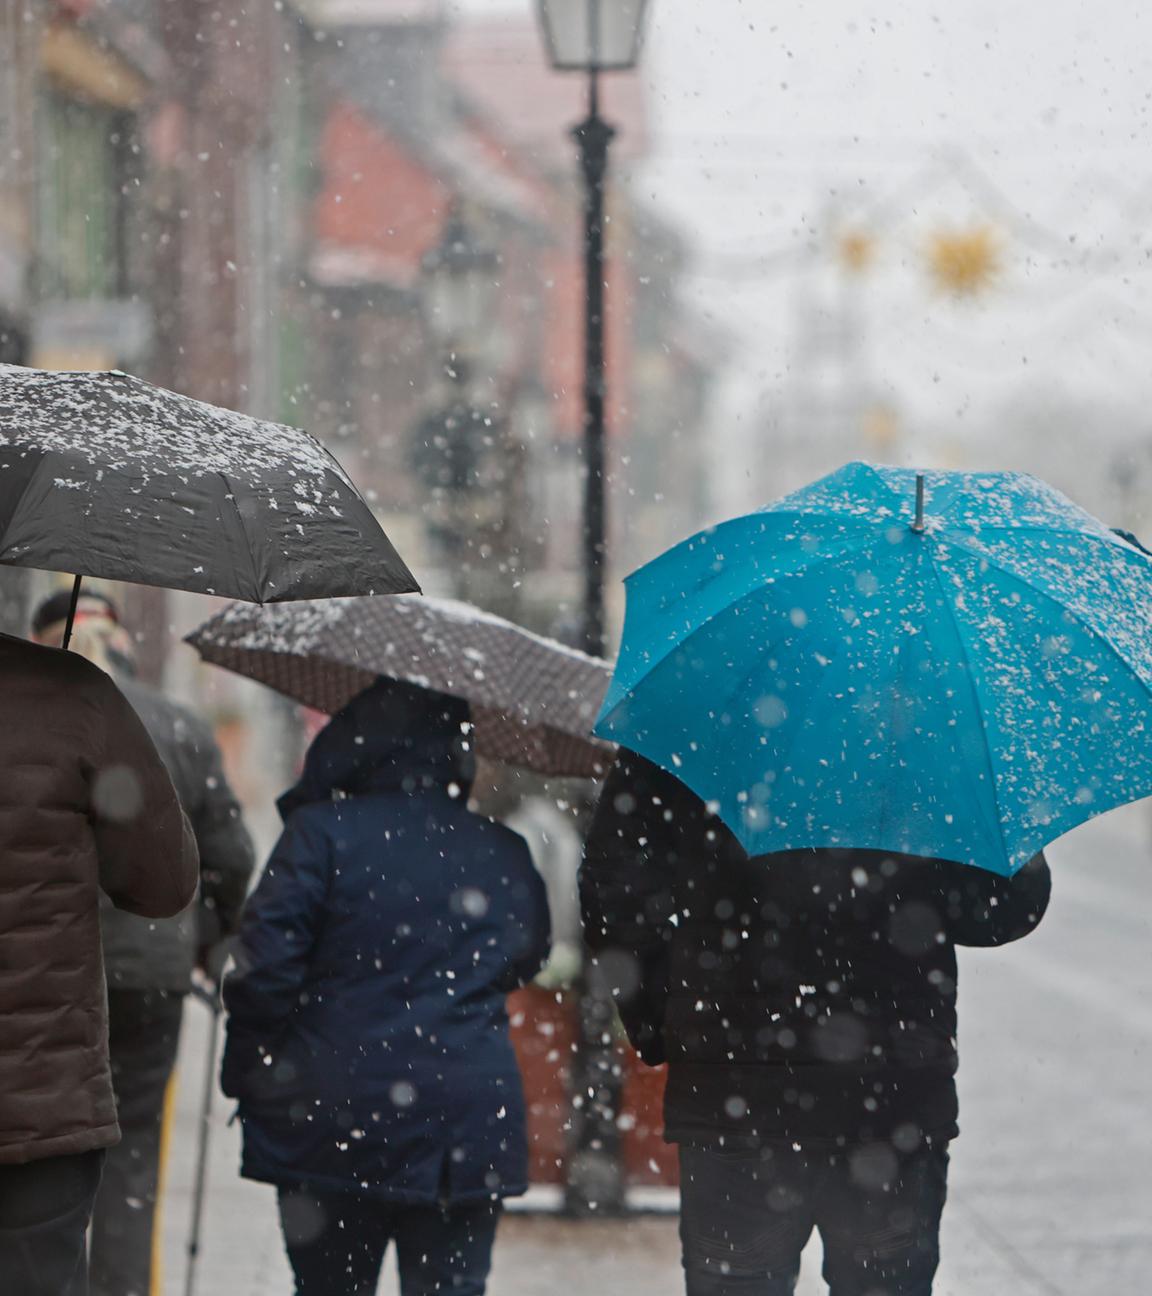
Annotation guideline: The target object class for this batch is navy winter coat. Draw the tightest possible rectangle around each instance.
[221,681,551,1204]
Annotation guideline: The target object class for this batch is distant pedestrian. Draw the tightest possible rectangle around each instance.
[222,679,550,1296]
[0,631,198,1296]
[582,750,1051,1296]
[31,590,256,1296]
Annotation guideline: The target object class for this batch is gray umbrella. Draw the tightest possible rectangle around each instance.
[0,365,418,639]
[186,595,614,777]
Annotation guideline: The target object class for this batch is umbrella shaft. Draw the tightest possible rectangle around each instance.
[184,1002,221,1296]
[61,575,83,651]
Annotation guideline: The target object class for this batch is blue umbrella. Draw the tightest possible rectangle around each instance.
[595,462,1152,876]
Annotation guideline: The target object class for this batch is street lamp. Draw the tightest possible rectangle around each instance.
[536,0,650,1220]
[536,0,649,658]
[419,206,501,598]
[538,0,648,71]
[421,203,501,374]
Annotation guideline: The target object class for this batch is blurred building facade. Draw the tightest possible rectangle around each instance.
[0,0,316,822]
[0,0,723,1191]
[0,0,37,633]
[0,0,723,641]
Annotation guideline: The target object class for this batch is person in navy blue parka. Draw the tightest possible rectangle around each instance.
[221,679,550,1296]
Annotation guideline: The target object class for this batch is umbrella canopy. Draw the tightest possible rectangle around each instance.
[186,595,613,777]
[0,365,418,602]
[595,461,1152,876]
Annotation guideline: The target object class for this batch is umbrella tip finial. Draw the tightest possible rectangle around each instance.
[911,474,926,533]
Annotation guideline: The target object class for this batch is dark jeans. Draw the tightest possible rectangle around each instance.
[278,1187,501,1296]
[679,1141,949,1296]
[0,1150,104,1296]
[90,988,185,1296]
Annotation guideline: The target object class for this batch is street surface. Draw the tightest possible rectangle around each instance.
[159,802,1152,1295]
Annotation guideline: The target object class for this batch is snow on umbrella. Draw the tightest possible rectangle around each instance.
[186,595,614,777]
[596,462,1152,876]
[0,365,418,633]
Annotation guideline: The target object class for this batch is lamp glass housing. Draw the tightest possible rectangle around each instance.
[422,211,500,346]
[537,0,648,71]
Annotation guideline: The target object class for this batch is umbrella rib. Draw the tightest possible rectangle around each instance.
[605,530,878,718]
[216,470,264,603]
[938,532,1152,704]
[940,521,1137,543]
[753,463,906,521]
[621,509,876,590]
[856,462,911,512]
[923,552,1013,870]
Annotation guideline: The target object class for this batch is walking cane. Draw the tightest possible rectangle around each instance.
[184,980,222,1296]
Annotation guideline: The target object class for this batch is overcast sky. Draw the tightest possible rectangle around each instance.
[451,1,1152,518]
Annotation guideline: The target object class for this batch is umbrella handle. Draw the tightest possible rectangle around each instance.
[62,574,83,651]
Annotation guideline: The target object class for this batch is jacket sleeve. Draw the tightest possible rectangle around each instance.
[498,840,552,991]
[220,813,329,1098]
[943,851,1052,947]
[187,716,256,948]
[580,752,690,1066]
[90,673,199,919]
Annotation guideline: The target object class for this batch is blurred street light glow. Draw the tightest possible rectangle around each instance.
[927,225,1000,297]
[839,230,877,275]
[421,204,501,357]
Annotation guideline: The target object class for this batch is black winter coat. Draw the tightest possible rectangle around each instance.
[100,678,255,992]
[221,681,551,1203]
[581,752,1051,1148]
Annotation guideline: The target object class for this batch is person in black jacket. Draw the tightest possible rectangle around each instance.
[221,679,550,1296]
[582,750,1051,1296]
[32,589,255,1296]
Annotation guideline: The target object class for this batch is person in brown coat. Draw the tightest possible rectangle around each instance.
[0,631,199,1296]
[32,590,255,1296]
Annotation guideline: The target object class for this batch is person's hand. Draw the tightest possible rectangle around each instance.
[196,937,234,988]
[190,965,220,1010]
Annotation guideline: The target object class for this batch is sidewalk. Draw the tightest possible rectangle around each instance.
[158,1000,689,1294]
[159,806,1152,1295]
[155,1005,1033,1296]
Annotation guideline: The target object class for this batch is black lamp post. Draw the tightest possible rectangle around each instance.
[537,0,650,1218]
[537,0,649,658]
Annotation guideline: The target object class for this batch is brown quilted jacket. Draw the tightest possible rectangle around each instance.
[0,634,198,1164]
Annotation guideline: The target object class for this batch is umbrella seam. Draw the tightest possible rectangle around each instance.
[923,548,1013,871]
[939,521,1136,543]
[602,531,880,722]
[857,462,912,513]
[938,532,1152,702]
[871,541,924,858]
[620,507,877,586]
[216,469,265,603]
[747,462,906,523]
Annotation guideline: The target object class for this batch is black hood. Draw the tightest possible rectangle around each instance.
[278,678,475,820]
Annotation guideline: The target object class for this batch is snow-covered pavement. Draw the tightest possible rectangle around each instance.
[158,803,1152,1295]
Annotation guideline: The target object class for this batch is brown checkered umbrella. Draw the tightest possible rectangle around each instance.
[186,595,615,777]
